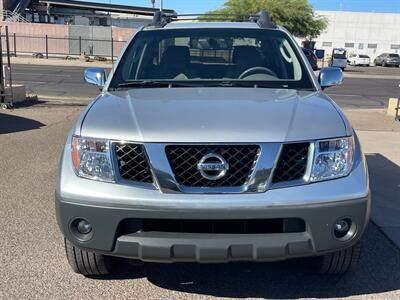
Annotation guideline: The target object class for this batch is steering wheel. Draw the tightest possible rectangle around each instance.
[239,67,277,79]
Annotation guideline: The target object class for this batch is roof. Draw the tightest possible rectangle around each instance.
[39,0,176,16]
[149,22,265,30]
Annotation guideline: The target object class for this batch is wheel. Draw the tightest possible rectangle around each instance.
[311,243,361,275]
[1,103,8,110]
[64,238,114,276]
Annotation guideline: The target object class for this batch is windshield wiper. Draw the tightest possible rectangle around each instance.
[115,81,200,89]
[114,80,315,91]
[216,81,292,89]
[295,87,316,91]
[118,80,261,89]
[216,81,258,88]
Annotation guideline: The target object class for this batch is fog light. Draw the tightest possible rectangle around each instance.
[334,218,351,239]
[70,218,94,241]
[77,219,92,234]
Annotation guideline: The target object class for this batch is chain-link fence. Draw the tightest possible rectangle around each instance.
[1,34,128,60]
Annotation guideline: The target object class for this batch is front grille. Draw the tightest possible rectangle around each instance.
[166,145,260,187]
[272,143,310,183]
[117,218,306,235]
[114,143,153,183]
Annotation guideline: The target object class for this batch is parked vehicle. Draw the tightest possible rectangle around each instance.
[302,48,318,70]
[374,53,400,67]
[330,48,348,70]
[348,54,371,66]
[56,11,370,277]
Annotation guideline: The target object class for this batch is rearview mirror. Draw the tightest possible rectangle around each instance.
[319,67,343,89]
[84,68,106,88]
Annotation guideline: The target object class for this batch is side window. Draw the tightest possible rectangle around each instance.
[121,41,147,81]
[279,40,302,80]
[159,38,175,64]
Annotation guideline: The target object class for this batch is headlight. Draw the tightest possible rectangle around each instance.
[71,136,115,182]
[310,136,354,182]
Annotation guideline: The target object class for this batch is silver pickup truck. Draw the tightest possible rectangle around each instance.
[56,11,370,277]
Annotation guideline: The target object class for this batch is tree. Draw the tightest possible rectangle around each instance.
[203,0,327,39]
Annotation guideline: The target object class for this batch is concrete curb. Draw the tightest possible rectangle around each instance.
[11,57,112,68]
[344,73,400,80]
[39,95,91,101]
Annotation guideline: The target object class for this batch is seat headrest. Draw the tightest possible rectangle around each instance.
[232,46,264,67]
[161,46,190,69]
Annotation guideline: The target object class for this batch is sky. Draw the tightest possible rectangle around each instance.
[93,0,400,14]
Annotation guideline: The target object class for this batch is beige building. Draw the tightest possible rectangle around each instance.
[313,10,400,60]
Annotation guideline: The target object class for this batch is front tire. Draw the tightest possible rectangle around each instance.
[64,239,114,276]
[312,243,361,275]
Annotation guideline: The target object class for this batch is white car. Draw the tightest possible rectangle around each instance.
[348,54,371,66]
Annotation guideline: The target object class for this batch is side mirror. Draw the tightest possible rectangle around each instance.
[84,68,106,88]
[319,67,343,89]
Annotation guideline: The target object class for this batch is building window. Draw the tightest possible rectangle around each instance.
[391,44,400,50]
[358,43,364,50]
[322,41,332,47]
[368,43,378,49]
[345,42,354,48]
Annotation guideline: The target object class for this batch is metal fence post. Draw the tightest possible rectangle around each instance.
[111,37,114,62]
[79,36,82,55]
[5,26,13,105]
[13,33,16,57]
[0,27,4,103]
[45,35,49,59]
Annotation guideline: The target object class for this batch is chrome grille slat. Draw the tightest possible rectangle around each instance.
[166,145,261,187]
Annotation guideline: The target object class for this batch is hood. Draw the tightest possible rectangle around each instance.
[79,88,347,143]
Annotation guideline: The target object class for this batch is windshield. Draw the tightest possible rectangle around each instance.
[110,28,314,90]
[333,49,347,59]
[389,54,399,58]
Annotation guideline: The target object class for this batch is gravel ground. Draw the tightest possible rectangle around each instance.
[0,105,400,299]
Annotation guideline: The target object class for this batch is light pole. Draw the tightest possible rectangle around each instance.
[151,0,155,9]
[109,0,113,62]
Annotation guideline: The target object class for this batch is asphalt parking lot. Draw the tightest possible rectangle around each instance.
[11,62,400,109]
[1,62,400,299]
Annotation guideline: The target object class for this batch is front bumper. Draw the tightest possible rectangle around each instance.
[56,196,370,262]
[385,60,400,66]
[354,60,370,66]
[56,141,370,263]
